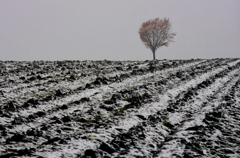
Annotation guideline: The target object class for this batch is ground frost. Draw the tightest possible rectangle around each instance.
[0,59,240,158]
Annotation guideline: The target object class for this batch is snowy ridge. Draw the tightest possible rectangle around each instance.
[0,58,240,158]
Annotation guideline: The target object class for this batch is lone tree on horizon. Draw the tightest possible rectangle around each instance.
[139,18,176,60]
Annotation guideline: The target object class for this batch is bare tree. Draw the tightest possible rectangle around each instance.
[139,18,176,60]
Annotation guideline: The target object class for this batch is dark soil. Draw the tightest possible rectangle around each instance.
[0,59,239,158]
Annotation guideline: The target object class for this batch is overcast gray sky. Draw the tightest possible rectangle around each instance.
[1,0,240,61]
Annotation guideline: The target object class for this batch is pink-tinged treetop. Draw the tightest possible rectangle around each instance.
[139,18,176,60]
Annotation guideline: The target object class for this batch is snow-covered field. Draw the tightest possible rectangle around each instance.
[0,59,240,158]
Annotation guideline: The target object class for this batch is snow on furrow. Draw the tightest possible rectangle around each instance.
[0,59,204,127]
[1,63,131,101]
[115,59,240,128]
[0,58,235,149]
[157,76,240,158]
[146,70,240,158]
[101,64,240,158]
[1,59,240,158]
[0,60,213,156]
[30,60,240,157]
[167,69,240,125]
[0,59,226,105]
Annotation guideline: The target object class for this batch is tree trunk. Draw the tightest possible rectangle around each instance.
[152,50,156,60]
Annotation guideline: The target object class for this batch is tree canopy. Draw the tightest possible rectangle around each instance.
[139,18,176,60]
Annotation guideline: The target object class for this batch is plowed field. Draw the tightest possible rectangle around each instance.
[0,59,240,158]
